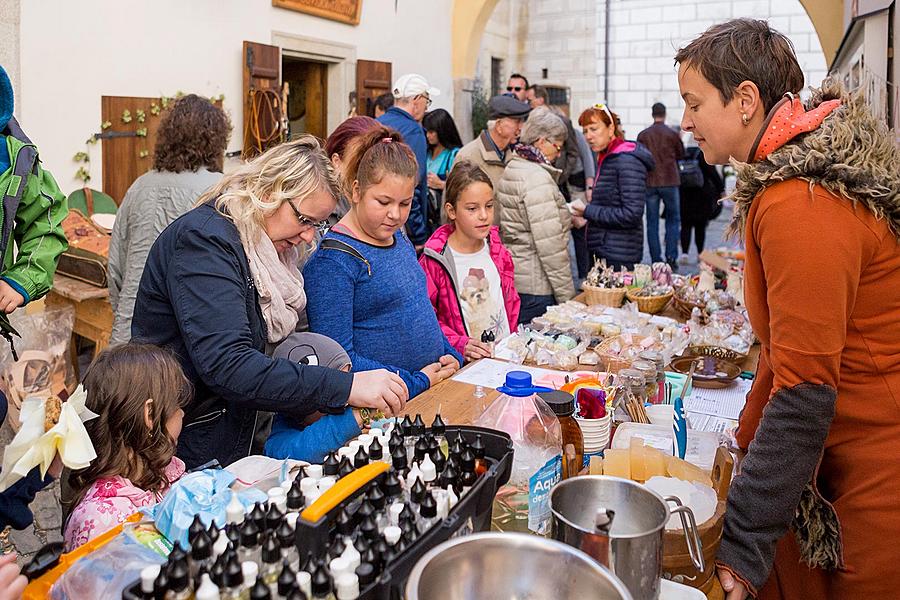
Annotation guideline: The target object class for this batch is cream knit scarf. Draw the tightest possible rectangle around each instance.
[241,230,307,344]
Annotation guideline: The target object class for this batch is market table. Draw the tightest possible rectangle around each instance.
[45,273,113,380]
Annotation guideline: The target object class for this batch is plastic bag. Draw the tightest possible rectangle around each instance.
[50,522,169,600]
[143,469,267,547]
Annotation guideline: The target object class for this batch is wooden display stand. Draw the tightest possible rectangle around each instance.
[45,273,113,380]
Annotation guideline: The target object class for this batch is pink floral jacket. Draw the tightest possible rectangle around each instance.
[63,457,185,551]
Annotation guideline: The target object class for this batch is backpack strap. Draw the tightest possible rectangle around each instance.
[319,237,372,276]
[1,117,39,262]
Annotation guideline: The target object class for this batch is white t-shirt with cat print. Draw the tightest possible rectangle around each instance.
[449,242,510,343]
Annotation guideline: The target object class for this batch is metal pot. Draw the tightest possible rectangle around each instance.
[550,476,704,600]
[405,532,634,600]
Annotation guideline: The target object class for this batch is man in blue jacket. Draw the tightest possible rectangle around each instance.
[377,73,439,247]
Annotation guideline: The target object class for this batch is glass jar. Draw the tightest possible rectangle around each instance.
[639,350,667,405]
[616,368,648,425]
[631,359,658,403]
[539,391,584,480]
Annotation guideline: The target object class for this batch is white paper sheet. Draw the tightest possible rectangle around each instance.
[687,412,738,434]
[450,358,595,390]
[684,378,752,421]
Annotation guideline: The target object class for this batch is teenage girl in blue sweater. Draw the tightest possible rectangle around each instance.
[304,126,462,399]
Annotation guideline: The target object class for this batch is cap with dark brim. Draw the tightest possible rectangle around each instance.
[488,95,531,120]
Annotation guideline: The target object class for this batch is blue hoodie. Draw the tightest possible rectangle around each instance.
[0,65,14,172]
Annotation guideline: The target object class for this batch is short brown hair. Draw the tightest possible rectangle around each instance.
[578,105,623,138]
[153,94,231,173]
[529,84,549,103]
[674,19,804,113]
[68,344,192,508]
[341,125,418,197]
[444,161,492,218]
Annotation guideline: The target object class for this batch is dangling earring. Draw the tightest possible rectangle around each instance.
[741,114,750,126]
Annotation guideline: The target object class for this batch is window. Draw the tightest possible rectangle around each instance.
[491,57,503,98]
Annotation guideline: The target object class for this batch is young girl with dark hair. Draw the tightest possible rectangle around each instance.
[63,344,192,550]
[304,126,462,399]
[420,162,519,362]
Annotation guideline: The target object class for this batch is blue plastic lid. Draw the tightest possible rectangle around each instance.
[496,371,552,397]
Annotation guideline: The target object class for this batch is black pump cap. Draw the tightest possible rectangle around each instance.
[188,513,206,546]
[420,492,437,519]
[276,519,294,549]
[388,429,404,453]
[367,485,386,510]
[538,390,576,417]
[430,447,446,473]
[356,561,376,586]
[266,502,284,531]
[169,559,190,592]
[391,446,408,471]
[449,436,464,460]
[152,569,169,600]
[251,575,272,600]
[357,500,376,522]
[471,434,486,459]
[410,478,427,504]
[210,556,226,587]
[411,414,426,435]
[353,446,370,468]
[241,517,260,547]
[168,540,187,564]
[426,433,439,454]
[360,514,379,540]
[224,554,244,588]
[249,502,267,530]
[353,533,370,555]
[191,528,212,560]
[369,436,383,459]
[400,415,413,435]
[339,456,355,478]
[293,465,307,484]
[207,520,220,544]
[336,508,355,536]
[226,522,241,546]
[323,451,340,476]
[262,531,281,564]
[460,448,476,472]
[287,587,308,600]
[278,560,297,596]
[382,470,402,499]
[287,480,304,511]
[311,563,332,596]
[439,462,458,489]
[431,414,446,435]
[414,437,429,462]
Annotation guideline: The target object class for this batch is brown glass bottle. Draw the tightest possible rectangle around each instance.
[538,391,584,479]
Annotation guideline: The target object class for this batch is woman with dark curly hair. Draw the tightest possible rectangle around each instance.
[108,94,231,345]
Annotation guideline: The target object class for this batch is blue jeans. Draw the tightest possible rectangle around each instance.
[645,186,681,263]
[518,294,555,325]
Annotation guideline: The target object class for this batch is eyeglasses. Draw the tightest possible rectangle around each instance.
[551,141,562,152]
[507,86,523,92]
[416,94,433,108]
[287,199,329,236]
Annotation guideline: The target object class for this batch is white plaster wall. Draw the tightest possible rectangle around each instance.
[598,0,828,138]
[18,0,454,194]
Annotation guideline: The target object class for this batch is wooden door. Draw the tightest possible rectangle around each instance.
[101,96,163,204]
[356,60,392,117]
[242,40,283,159]
[283,59,328,140]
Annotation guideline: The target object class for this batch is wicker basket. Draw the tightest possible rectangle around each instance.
[673,291,705,321]
[582,284,627,307]
[595,334,655,373]
[625,289,673,314]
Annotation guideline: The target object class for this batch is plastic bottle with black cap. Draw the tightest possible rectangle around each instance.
[430,414,447,454]
[323,452,340,477]
[190,527,213,579]
[266,502,285,531]
[261,530,282,593]
[352,447,369,469]
[286,480,305,513]
[459,448,478,491]
[310,562,335,600]
[221,554,244,600]
[277,559,297,598]
[239,517,262,564]
[418,491,440,531]
[249,502,267,532]
[188,514,207,547]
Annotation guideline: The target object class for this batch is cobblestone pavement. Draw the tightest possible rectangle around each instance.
[0,210,739,568]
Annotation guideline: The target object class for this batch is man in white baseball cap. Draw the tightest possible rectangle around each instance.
[377,74,441,246]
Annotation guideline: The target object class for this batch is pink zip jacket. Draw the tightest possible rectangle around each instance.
[419,224,520,358]
[63,456,185,551]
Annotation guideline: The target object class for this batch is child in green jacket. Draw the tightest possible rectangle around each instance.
[0,64,68,340]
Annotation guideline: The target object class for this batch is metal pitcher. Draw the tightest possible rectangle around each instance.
[550,476,705,600]
[405,532,634,600]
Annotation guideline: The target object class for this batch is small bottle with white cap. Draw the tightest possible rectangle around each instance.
[139,564,159,600]
[335,572,359,600]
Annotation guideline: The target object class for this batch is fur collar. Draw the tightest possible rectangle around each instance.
[729,78,900,242]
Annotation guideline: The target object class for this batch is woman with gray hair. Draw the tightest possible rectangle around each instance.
[496,107,575,324]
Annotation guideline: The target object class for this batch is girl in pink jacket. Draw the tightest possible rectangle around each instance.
[420,162,520,363]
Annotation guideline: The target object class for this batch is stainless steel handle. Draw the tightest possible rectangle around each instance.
[664,496,705,574]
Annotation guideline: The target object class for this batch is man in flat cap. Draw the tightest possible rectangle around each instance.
[455,95,531,224]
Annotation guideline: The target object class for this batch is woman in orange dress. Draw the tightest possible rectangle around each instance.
[675,19,900,600]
